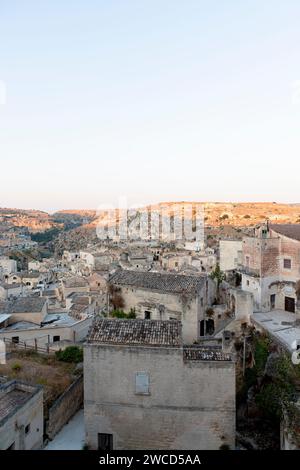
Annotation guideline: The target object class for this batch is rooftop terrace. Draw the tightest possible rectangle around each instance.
[0,380,41,425]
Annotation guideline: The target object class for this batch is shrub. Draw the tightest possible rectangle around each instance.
[11,362,22,372]
[55,346,83,363]
[219,444,230,450]
[128,308,136,319]
[206,307,215,318]
[253,335,270,374]
[110,309,128,318]
[111,309,136,319]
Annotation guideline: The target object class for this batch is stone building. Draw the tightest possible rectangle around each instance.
[84,319,235,450]
[108,270,216,343]
[0,283,24,300]
[0,380,43,450]
[6,271,46,289]
[219,240,243,272]
[0,296,92,348]
[0,257,17,275]
[240,224,300,313]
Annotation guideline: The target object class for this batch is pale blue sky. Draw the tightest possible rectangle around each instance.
[1,1,300,211]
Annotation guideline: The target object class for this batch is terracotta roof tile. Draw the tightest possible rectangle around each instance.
[109,270,206,294]
[87,318,182,347]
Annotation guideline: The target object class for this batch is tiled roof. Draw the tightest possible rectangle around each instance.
[270,224,300,242]
[0,283,22,290]
[87,319,182,347]
[19,271,41,279]
[0,297,47,314]
[109,270,206,294]
[64,277,88,288]
[183,347,232,362]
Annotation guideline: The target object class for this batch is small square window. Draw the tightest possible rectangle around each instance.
[284,259,292,269]
[53,336,60,342]
[135,372,150,395]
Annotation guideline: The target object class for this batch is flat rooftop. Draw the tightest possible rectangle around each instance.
[252,311,300,352]
[0,312,86,332]
[0,380,41,424]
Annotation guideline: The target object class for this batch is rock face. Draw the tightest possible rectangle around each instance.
[1,202,300,239]
[0,208,55,233]
[86,202,300,230]
[0,208,95,234]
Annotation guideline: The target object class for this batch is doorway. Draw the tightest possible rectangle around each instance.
[98,433,113,451]
[285,297,295,313]
[270,294,276,310]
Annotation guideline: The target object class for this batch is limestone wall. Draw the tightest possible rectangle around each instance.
[46,375,83,440]
[84,344,235,450]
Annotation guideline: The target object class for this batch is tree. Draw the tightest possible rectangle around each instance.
[210,263,225,301]
[108,284,125,310]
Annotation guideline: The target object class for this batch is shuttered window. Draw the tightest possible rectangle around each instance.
[135,372,150,395]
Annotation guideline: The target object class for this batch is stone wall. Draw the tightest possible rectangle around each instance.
[46,375,83,440]
[220,240,243,272]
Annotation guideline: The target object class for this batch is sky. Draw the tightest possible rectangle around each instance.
[1,1,300,212]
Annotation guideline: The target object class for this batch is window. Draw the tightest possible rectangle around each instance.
[284,259,292,269]
[144,311,151,320]
[200,297,204,307]
[53,336,60,342]
[12,337,19,344]
[98,433,113,451]
[135,372,150,395]
[25,424,30,435]
[247,280,250,286]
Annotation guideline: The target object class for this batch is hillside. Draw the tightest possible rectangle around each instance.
[87,202,300,229]
[1,203,300,236]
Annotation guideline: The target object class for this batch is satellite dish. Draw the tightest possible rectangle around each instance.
[292,350,300,365]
